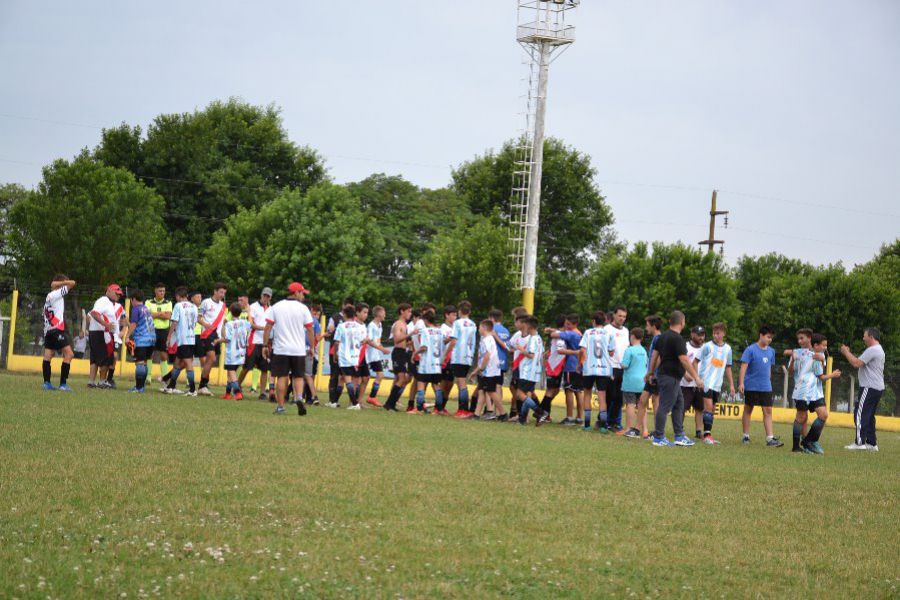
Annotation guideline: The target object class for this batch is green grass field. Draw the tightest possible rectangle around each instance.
[1,372,897,598]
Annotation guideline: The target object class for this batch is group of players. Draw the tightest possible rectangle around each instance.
[39,276,885,452]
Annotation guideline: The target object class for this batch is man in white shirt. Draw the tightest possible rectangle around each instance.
[197,283,228,395]
[42,274,77,391]
[263,282,316,416]
[238,287,273,401]
[603,306,631,432]
[88,284,123,387]
[840,328,886,451]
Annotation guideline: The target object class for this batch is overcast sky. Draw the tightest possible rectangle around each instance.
[1,0,898,266]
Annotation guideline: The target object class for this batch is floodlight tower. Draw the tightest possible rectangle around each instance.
[510,0,577,315]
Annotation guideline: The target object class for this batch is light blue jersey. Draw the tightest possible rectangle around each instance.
[223,319,251,366]
[365,321,384,364]
[418,326,445,375]
[170,301,198,347]
[334,321,367,368]
[579,326,614,377]
[791,348,818,401]
[450,317,477,365]
[813,359,825,400]
[519,334,544,383]
[697,341,733,393]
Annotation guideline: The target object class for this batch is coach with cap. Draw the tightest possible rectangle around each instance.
[239,287,274,400]
[263,282,315,416]
[840,328,886,452]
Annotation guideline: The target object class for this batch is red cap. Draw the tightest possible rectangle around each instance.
[108,284,124,295]
[288,282,309,294]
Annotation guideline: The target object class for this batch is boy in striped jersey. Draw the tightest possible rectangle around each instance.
[331,304,369,410]
[516,317,545,426]
[787,331,840,453]
[446,300,477,416]
[694,322,734,444]
[470,320,506,420]
[219,303,252,400]
[579,311,615,433]
[42,275,77,391]
[363,305,389,407]
[798,333,840,454]
[165,287,199,396]
[413,309,445,414]
[439,305,458,412]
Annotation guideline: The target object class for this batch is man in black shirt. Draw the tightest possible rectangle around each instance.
[648,310,705,447]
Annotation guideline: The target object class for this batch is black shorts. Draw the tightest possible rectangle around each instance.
[449,363,469,379]
[133,345,154,362]
[682,386,703,411]
[583,375,611,392]
[270,354,306,378]
[410,357,419,375]
[795,398,826,412]
[358,362,370,378]
[478,376,502,392]
[225,364,242,373]
[243,345,270,372]
[518,380,537,393]
[194,341,206,358]
[176,345,196,360]
[89,331,114,366]
[43,329,71,352]
[417,372,441,385]
[441,365,454,382]
[391,348,410,374]
[368,360,384,374]
[74,351,85,359]
[564,371,583,392]
[199,333,220,356]
[644,380,658,394]
[154,329,169,352]
[546,374,562,390]
[510,366,520,388]
[703,389,721,404]
[340,366,361,377]
[744,390,774,408]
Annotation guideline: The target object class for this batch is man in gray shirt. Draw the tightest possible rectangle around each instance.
[839,327,885,451]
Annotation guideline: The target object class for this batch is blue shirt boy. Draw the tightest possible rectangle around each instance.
[741,343,776,392]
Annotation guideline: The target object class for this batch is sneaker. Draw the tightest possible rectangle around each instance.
[366,397,383,408]
[235,392,244,401]
[535,413,545,427]
[57,384,72,392]
[326,402,340,409]
[652,436,674,447]
[624,429,640,439]
[742,436,751,445]
[159,386,170,394]
[480,413,497,421]
[184,391,197,397]
[297,402,307,416]
[197,387,212,397]
[106,380,117,389]
[674,435,695,447]
[539,414,551,424]
[435,409,450,416]
[273,406,285,415]
[573,418,583,426]
[128,387,145,394]
[96,381,111,389]
[42,382,57,391]
[702,434,720,445]
[258,393,269,402]
[453,410,471,419]
[221,394,233,400]
[383,404,398,412]
[407,408,421,415]
[581,425,592,432]
[312,398,321,406]
[695,431,703,439]
[347,404,361,411]
[616,427,627,436]
[766,437,784,448]
[559,417,577,426]
[865,444,879,452]
[496,413,509,422]
[641,432,651,441]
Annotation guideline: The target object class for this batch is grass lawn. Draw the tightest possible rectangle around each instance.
[1,371,897,598]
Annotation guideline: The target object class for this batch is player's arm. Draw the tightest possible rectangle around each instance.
[306,322,315,356]
[262,321,274,358]
[819,369,842,381]
[646,350,659,381]
[738,362,748,394]
[725,363,735,394]
[444,337,457,356]
[839,344,864,368]
[51,279,77,291]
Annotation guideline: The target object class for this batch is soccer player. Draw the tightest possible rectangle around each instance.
[302,303,324,405]
[787,328,816,452]
[694,322,734,445]
[546,314,583,425]
[406,305,431,411]
[413,309,446,413]
[681,326,706,438]
[238,288,273,401]
[516,316,545,426]
[648,310,704,447]
[504,308,529,418]
[197,283,228,396]
[325,297,355,407]
[540,315,567,420]
[638,315,663,439]
[738,325,783,447]
[41,275,77,391]
[438,305,458,411]
[470,319,506,420]
[88,284,122,388]
[621,327,648,438]
[331,304,369,410]
[263,282,315,415]
[146,284,172,382]
[446,300,477,417]
[489,308,511,382]
[579,311,615,433]
[220,302,252,400]
[791,332,841,454]
[363,305,389,407]
[603,306,630,432]
[840,328,885,451]
[122,289,156,393]
[383,303,413,412]
[165,287,199,396]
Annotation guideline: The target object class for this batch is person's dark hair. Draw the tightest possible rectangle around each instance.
[52,274,69,282]
[606,312,614,324]
[213,282,227,292]
[411,308,421,319]
[130,289,145,302]
[864,327,881,341]
[398,303,411,313]
[593,311,608,326]
[758,324,775,337]
[311,303,322,312]
[630,327,644,340]
[342,297,355,308]
[515,313,530,322]
[489,309,503,321]
[669,310,685,326]
[190,291,202,299]
[422,309,437,325]
[458,300,472,315]
[645,314,663,330]
[512,306,529,318]
[480,319,494,331]
[154,282,166,290]
[229,302,242,318]
[422,302,436,312]
[712,322,727,333]
[444,304,458,316]
[613,305,628,315]
[566,313,580,325]
[796,328,814,338]
[355,302,369,313]
[810,333,827,345]
[342,305,356,319]
[556,315,566,328]
[175,286,188,299]
[526,316,539,329]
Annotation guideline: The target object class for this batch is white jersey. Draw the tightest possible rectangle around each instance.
[603,323,630,369]
[450,317,477,365]
[43,286,69,333]
[409,318,426,353]
[170,300,198,346]
[509,331,524,364]
[418,326,445,375]
[335,321,367,368]
[545,337,566,377]
[248,301,270,345]
[89,295,116,332]
[518,334,544,383]
[580,326,615,377]
[478,336,501,378]
[365,321,384,364]
[199,298,227,339]
[680,342,704,387]
[441,322,454,366]
[266,298,314,356]
[109,302,125,343]
[696,341,733,393]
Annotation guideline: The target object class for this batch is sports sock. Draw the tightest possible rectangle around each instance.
[416,389,425,410]
[792,421,803,450]
[60,362,70,386]
[186,370,195,392]
[106,368,115,383]
[599,410,608,427]
[702,411,714,435]
[385,385,400,409]
[458,387,469,412]
[224,382,233,395]
[335,385,344,404]
[168,368,181,388]
[583,409,592,428]
[370,381,380,399]
[162,369,172,383]
[347,383,358,406]
[42,360,52,384]
[200,377,209,389]
[807,418,825,443]
[136,364,148,389]
[435,389,445,411]
[695,429,702,438]
[234,382,241,395]
[539,394,553,413]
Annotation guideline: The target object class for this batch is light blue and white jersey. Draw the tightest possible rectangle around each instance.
[697,341,733,393]
[334,321,367,368]
[224,319,252,365]
[478,336,501,378]
[813,359,825,400]
[365,321,383,364]
[450,317,477,365]
[519,334,544,383]
[170,301,198,346]
[579,326,614,377]
[791,348,818,401]
[418,326,445,375]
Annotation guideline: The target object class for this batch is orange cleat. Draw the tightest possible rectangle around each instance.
[234,392,244,401]
[366,397,383,408]
[221,393,233,400]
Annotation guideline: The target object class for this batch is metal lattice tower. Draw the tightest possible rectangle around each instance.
[510,0,577,312]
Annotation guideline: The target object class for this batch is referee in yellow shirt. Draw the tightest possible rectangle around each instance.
[147,283,173,381]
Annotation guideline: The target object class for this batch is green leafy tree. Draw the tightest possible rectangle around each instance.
[197,183,383,308]
[0,183,30,281]
[7,153,165,288]
[409,217,517,313]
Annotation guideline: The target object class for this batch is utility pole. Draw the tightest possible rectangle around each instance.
[698,189,729,255]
